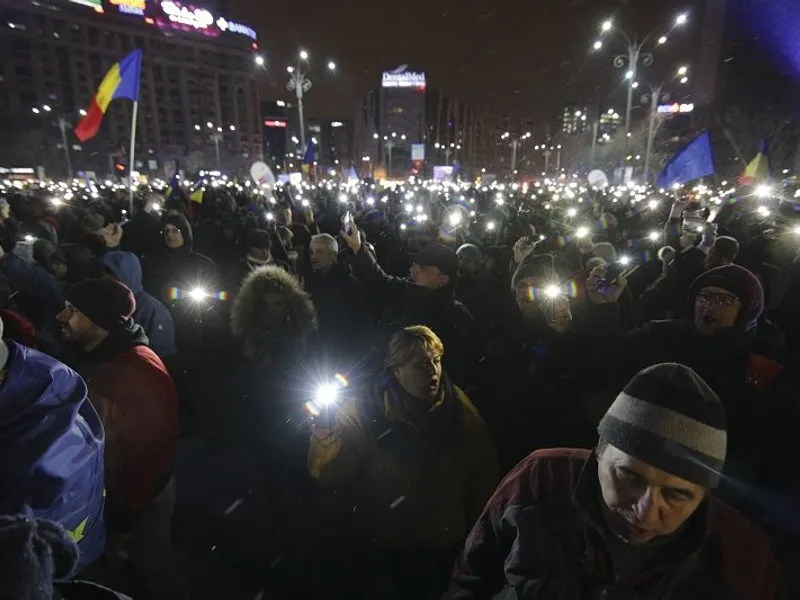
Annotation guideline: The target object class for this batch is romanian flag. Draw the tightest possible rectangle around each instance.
[739,138,770,186]
[301,140,316,175]
[75,50,142,142]
[189,189,204,204]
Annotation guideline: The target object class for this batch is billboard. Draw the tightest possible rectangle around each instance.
[657,103,694,114]
[382,69,426,89]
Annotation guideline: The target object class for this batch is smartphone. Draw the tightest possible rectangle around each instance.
[342,211,353,235]
[596,262,631,295]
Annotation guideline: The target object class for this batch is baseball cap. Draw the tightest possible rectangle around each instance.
[411,244,458,278]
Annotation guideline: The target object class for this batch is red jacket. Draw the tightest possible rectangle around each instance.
[81,326,179,532]
[447,448,787,600]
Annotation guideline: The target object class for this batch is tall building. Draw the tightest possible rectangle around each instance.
[0,0,262,176]
[561,104,589,136]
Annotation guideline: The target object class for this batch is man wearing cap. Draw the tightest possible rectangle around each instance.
[446,363,787,600]
[55,278,180,589]
[341,222,476,387]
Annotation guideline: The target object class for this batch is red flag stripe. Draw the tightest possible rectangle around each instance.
[74,99,105,143]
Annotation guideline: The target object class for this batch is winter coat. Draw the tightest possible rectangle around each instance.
[0,251,65,314]
[101,251,177,358]
[191,265,317,467]
[349,246,478,388]
[76,322,179,533]
[303,261,369,355]
[447,448,788,600]
[308,374,498,552]
[0,341,106,572]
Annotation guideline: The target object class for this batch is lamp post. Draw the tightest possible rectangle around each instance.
[593,13,688,168]
[32,104,78,178]
[196,123,235,170]
[286,50,336,150]
[642,65,690,181]
[501,131,531,179]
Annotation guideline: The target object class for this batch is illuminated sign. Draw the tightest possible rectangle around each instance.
[110,0,146,15]
[70,0,104,12]
[657,103,695,114]
[331,121,344,128]
[160,1,213,30]
[264,120,287,128]
[382,70,426,89]
[216,17,256,40]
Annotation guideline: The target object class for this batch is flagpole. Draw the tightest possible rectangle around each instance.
[128,100,139,215]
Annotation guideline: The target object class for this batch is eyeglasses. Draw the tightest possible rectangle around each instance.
[695,291,738,307]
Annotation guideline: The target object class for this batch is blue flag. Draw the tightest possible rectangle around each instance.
[301,141,315,174]
[657,131,715,189]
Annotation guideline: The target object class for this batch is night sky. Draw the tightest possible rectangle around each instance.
[234,0,693,122]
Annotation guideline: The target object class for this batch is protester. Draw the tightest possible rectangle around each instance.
[308,326,498,598]
[227,227,289,291]
[340,222,477,387]
[304,233,367,355]
[55,279,183,598]
[0,315,106,573]
[141,211,217,304]
[100,251,177,358]
[447,363,788,599]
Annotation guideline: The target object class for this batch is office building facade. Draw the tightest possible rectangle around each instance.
[0,0,261,176]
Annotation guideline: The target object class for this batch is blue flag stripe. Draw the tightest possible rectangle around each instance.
[657,131,715,189]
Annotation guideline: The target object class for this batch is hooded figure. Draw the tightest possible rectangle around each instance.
[0,314,106,573]
[140,212,217,306]
[101,251,177,358]
[230,265,317,367]
[191,266,317,469]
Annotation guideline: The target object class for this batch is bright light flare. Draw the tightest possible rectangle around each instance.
[619,256,631,266]
[299,50,309,60]
[658,36,668,44]
[648,199,659,210]
[188,287,208,302]
[755,184,772,198]
[757,206,771,217]
[648,230,660,241]
[792,225,800,236]
[593,40,603,50]
[566,208,577,217]
[601,20,613,31]
[254,54,265,66]
[675,13,688,26]
[448,212,462,227]
[486,221,496,231]
[544,285,561,299]
[575,226,590,239]
[338,193,348,203]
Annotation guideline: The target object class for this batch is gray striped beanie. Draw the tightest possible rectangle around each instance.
[598,363,727,488]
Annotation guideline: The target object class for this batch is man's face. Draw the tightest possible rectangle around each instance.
[56,303,102,345]
[309,240,336,272]
[457,251,483,278]
[0,201,10,220]
[248,246,270,262]
[694,285,741,336]
[597,444,705,545]
[163,224,184,249]
[410,264,449,289]
[394,345,443,402]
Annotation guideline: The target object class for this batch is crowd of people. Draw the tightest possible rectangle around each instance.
[0,174,798,599]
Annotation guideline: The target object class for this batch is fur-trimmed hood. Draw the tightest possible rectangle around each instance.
[231,265,317,341]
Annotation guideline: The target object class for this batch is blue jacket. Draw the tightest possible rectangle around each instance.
[0,252,64,314]
[0,340,106,572]
[102,252,178,358]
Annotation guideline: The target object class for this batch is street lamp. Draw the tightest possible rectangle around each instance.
[593,11,689,167]
[286,48,335,150]
[502,132,533,179]
[32,103,72,178]
[642,65,690,180]
[254,54,265,67]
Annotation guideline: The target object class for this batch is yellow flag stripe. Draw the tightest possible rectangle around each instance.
[95,64,122,113]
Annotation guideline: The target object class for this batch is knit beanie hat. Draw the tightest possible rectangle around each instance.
[0,515,79,600]
[163,212,193,251]
[689,264,764,331]
[66,278,136,332]
[710,236,739,262]
[245,228,272,252]
[592,242,617,264]
[511,254,555,289]
[598,363,727,488]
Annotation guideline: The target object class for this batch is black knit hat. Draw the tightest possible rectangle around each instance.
[411,244,458,278]
[0,515,78,600]
[710,236,740,262]
[511,254,555,289]
[689,264,764,332]
[598,363,727,488]
[245,228,272,251]
[163,212,193,251]
[66,278,136,332]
